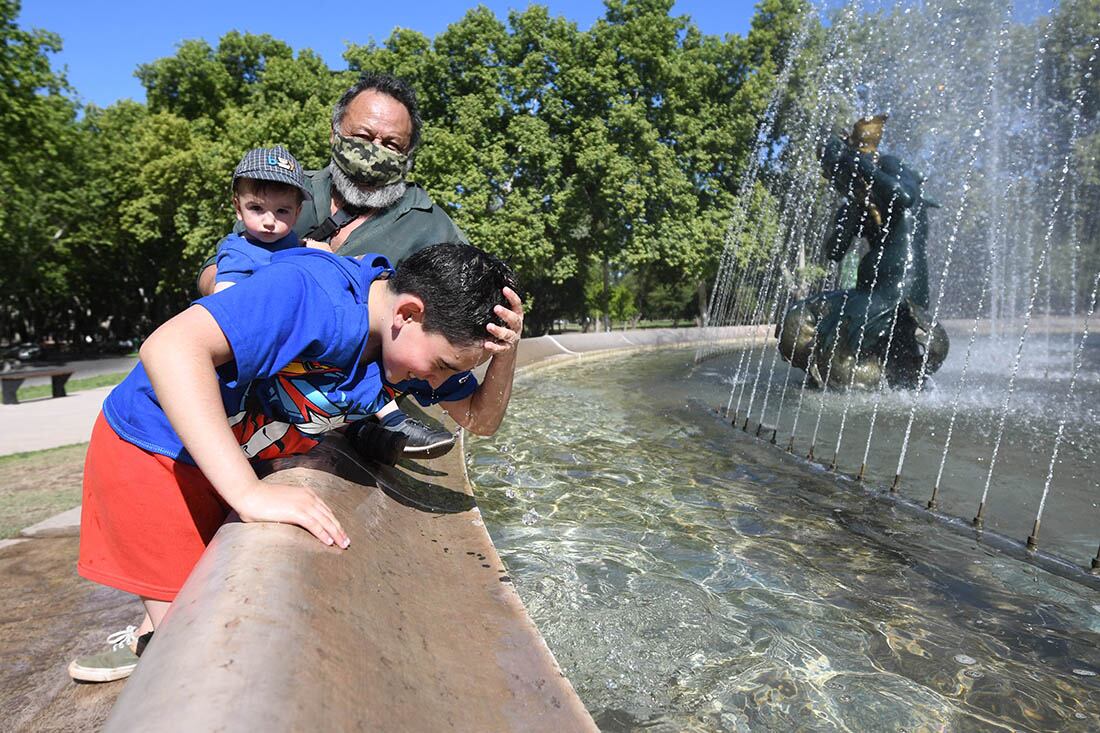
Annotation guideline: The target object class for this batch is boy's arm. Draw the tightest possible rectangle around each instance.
[198,220,250,296]
[441,287,523,436]
[141,304,350,549]
[197,262,218,297]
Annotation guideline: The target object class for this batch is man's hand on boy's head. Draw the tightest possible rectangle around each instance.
[484,286,524,354]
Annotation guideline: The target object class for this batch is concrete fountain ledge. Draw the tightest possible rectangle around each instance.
[104,325,763,731]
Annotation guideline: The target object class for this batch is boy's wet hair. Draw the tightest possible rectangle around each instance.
[392,243,519,347]
[233,177,305,205]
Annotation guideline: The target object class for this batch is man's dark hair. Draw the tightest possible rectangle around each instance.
[332,72,423,154]
[392,243,519,347]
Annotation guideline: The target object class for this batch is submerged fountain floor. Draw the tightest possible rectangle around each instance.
[467,346,1100,731]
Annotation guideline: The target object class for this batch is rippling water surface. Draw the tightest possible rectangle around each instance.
[466,347,1100,731]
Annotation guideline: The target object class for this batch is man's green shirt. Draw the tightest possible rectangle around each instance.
[294,168,467,259]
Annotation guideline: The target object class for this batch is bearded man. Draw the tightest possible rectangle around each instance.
[197,72,472,460]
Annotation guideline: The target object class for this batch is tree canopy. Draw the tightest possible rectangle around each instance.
[0,0,815,344]
[3,0,1093,346]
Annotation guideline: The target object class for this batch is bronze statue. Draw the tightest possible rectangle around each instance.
[776,115,949,390]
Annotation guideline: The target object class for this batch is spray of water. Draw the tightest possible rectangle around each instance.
[1026,271,1100,552]
[892,19,1009,489]
[972,39,1093,527]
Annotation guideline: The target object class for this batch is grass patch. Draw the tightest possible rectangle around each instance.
[0,443,86,539]
[16,370,129,401]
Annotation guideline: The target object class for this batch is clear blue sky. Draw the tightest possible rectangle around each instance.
[17,1,758,109]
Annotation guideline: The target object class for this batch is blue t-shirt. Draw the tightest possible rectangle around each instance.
[104,250,393,464]
[384,372,478,406]
[218,232,480,406]
[215,231,302,285]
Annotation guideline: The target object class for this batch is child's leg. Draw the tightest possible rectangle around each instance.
[368,399,456,459]
[135,600,171,634]
[71,413,230,682]
[374,399,402,419]
[142,599,170,629]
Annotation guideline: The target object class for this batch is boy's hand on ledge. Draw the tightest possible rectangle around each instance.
[235,481,351,549]
[484,286,524,354]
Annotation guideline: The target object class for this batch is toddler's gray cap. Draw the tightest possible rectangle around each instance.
[232,145,312,201]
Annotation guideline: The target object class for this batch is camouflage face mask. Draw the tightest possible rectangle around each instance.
[331,132,408,187]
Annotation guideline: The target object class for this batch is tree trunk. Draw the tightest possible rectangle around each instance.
[602,257,611,332]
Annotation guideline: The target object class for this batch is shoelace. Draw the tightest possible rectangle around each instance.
[106,625,138,650]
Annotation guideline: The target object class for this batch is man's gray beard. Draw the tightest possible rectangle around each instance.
[328,162,407,211]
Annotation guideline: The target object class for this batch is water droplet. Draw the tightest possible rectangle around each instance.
[1076,712,1088,720]
[954,654,977,665]
[522,509,540,526]
[1072,668,1097,677]
[505,488,517,499]
[964,669,984,679]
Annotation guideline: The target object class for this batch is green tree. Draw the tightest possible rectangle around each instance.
[0,2,822,344]
[0,0,82,342]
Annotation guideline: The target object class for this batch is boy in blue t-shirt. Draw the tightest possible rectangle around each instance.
[213,145,328,293]
[69,243,523,683]
[212,146,466,459]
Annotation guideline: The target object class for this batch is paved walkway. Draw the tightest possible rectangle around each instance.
[0,386,112,456]
[5,355,138,385]
[0,355,136,456]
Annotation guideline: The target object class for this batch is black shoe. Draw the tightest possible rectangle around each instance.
[346,420,408,466]
[385,417,456,458]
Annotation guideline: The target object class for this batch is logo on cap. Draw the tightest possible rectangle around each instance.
[270,155,296,172]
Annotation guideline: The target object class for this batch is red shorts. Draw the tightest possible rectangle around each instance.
[78,412,230,602]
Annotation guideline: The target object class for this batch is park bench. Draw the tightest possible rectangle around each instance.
[0,368,74,404]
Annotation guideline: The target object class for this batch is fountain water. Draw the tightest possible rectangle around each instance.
[462,2,1100,728]
[706,0,1100,578]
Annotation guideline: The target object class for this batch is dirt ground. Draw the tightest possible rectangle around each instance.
[0,445,133,730]
[0,535,131,730]
[0,444,86,539]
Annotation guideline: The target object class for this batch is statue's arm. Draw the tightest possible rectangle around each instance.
[823,134,915,209]
[868,167,913,208]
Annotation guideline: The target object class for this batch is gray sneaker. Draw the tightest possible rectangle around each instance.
[68,625,153,683]
[386,417,456,458]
